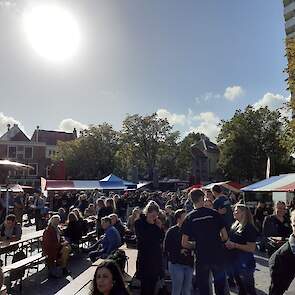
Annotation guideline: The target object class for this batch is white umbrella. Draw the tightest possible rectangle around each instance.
[0,159,33,170]
[0,160,33,214]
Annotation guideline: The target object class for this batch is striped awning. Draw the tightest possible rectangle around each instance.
[241,174,295,192]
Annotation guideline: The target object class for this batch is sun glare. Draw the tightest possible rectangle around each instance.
[22,4,81,62]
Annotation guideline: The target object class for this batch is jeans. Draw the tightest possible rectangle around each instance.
[197,263,226,295]
[168,262,193,295]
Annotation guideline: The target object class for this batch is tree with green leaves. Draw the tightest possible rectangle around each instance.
[55,123,119,179]
[218,106,291,181]
[119,113,179,179]
[176,132,202,180]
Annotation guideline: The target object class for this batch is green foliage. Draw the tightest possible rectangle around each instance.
[118,113,180,179]
[55,123,119,179]
[218,106,291,181]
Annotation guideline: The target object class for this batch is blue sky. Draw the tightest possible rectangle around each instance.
[0,0,290,141]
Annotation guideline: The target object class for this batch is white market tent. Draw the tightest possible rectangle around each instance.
[203,181,243,193]
[241,174,295,192]
[42,174,136,192]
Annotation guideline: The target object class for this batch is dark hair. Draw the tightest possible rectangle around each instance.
[101,216,111,224]
[189,189,204,204]
[91,260,130,295]
[175,209,186,221]
[67,212,78,223]
[143,200,160,215]
[6,214,16,222]
[212,185,222,194]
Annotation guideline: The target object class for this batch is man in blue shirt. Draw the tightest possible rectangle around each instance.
[89,216,121,262]
[212,185,234,232]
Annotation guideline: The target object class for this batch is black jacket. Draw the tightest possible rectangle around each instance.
[64,220,83,244]
[269,240,295,294]
[164,225,194,267]
[135,214,164,279]
[263,215,291,238]
[114,221,126,241]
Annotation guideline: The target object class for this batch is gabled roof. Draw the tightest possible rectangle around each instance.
[0,125,30,142]
[199,137,219,153]
[31,129,76,145]
[191,144,207,158]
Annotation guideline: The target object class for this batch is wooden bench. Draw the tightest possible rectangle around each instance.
[0,230,44,265]
[2,252,45,274]
[2,252,46,292]
[0,285,7,295]
[79,230,97,248]
[55,245,138,295]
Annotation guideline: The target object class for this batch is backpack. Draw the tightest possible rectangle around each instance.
[10,249,27,281]
[107,249,128,273]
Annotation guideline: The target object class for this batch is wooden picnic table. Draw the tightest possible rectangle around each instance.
[0,230,44,264]
[55,245,138,295]
[55,265,96,295]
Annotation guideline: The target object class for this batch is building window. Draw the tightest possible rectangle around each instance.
[17,153,24,161]
[17,145,24,152]
[8,146,16,158]
[28,164,38,176]
[46,165,51,178]
[25,147,33,159]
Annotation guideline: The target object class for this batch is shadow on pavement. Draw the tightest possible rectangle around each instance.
[9,253,93,295]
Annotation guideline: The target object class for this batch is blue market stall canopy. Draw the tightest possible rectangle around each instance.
[100,174,137,190]
[241,174,295,192]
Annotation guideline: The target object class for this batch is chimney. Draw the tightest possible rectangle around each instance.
[7,124,11,131]
[13,124,18,127]
[73,128,77,138]
[36,125,40,143]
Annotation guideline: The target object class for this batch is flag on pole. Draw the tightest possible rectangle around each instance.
[266,156,271,179]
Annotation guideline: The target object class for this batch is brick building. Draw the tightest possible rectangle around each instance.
[0,124,77,187]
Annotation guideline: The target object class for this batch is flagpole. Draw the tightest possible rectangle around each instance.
[266,156,271,179]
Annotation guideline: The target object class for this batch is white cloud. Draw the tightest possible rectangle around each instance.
[195,92,221,104]
[224,86,244,101]
[156,109,186,125]
[156,108,220,142]
[253,92,290,110]
[253,92,291,120]
[58,118,88,134]
[0,113,24,136]
[189,112,220,142]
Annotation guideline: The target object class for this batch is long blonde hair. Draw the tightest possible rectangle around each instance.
[232,204,256,231]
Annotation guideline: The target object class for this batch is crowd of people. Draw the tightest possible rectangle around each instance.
[0,185,294,294]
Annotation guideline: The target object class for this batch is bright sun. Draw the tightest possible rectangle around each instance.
[23,4,81,62]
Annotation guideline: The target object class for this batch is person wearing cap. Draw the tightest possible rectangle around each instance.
[33,193,46,231]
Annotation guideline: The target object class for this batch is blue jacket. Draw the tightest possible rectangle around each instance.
[99,225,121,257]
